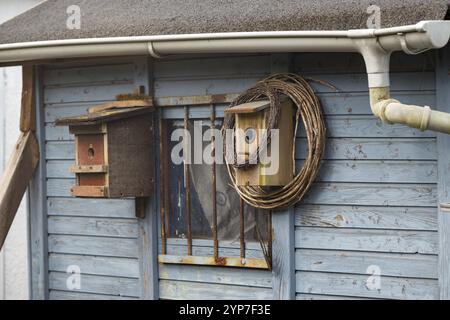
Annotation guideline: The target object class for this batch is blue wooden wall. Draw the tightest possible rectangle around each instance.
[42,58,147,299]
[294,52,438,299]
[35,50,439,299]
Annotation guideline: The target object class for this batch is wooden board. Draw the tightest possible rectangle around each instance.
[56,106,153,126]
[49,272,139,298]
[295,227,438,254]
[296,271,438,300]
[20,65,36,132]
[225,100,270,114]
[48,234,139,258]
[49,253,139,278]
[48,216,139,238]
[159,263,272,288]
[50,290,138,300]
[159,280,272,300]
[71,185,107,198]
[295,205,437,231]
[0,131,39,249]
[296,249,438,279]
[436,46,450,300]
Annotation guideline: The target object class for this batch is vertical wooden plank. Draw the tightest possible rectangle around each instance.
[27,66,49,300]
[436,48,450,300]
[270,54,296,300]
[20,65,36,132]
[137,57,159,300]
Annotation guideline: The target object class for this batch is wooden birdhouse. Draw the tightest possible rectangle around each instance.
[225,98,295,186]
[55,100,155,198]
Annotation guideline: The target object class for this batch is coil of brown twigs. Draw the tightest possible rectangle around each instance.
[222,73,326,210]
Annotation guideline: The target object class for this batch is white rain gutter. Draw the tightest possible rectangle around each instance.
[1,20,450,133]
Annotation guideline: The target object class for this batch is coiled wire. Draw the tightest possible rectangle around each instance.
[222,73,326,210]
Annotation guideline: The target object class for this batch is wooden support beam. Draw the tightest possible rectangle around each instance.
[20,65,36,132]
[0,131,39,250]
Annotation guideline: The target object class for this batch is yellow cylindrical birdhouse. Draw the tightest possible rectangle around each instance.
[225,99,295,186]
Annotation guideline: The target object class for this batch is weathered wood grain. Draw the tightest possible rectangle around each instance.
[301,183,437,207]
[314,160,437,184]
[46,179,74,197]
[29,66,49,300]
[295,204,437,230]
[21,65,36,132]
[47,197,136,218]
[48,216,139,238]
[296,138,437,160]
[159,263,272,288]
[296,271,439,300]
[296,293,375,300]
[0,131,39,249]
[49,253,139,278]
[48,235,139,258]
[44,83,136,104]
[297,115,436,138]
[296,249,438,279]
[295,227,438,254]
[159,280,272,300]
[46,141,75,160]
[50,290,138,300]
[49,272,139,298]
[436,47,450,300]
[43,63,134,87]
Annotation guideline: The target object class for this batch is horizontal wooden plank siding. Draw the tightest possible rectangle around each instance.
[50,290,139,300]
[159,280,272,300]
[49,272,140,298]
[294,51,439,300]
[296,272,438,300]
[42,59,146,299]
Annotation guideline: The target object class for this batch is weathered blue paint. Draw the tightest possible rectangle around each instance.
[30,49,445,300]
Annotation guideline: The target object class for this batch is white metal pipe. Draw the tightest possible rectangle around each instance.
[0,21,448,65]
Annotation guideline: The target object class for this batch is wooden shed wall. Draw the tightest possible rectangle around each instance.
[33,51,439,300]
[294,52,439,300]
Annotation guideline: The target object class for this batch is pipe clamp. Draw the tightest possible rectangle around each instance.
[376,99,399,124]
[420,106,432,131]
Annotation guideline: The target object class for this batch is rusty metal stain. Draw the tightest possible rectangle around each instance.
[158,255,269,269]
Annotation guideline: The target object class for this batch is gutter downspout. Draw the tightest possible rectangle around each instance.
[1,21,450,133]
[348,22,450,134]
